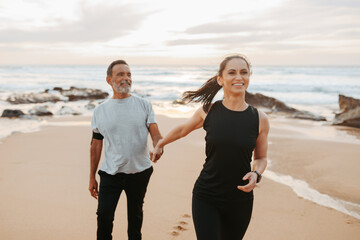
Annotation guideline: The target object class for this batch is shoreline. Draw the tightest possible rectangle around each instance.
[0,113,360,239]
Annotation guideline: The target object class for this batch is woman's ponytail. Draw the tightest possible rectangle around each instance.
[182,76,222,113]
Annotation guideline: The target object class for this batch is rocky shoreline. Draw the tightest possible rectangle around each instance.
[244,92,360,128]
[1,87,360,128]
[1,86,107,118]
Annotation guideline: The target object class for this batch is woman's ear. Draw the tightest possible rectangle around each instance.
[216,75,223,86]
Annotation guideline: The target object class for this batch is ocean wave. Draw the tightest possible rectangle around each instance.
[0,118,44,143]
[264,170,360,220]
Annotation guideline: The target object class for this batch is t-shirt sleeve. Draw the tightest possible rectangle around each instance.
[91,108,100,134]
[146,100,156,127]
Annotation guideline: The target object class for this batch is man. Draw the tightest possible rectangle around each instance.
[89,59,163,240]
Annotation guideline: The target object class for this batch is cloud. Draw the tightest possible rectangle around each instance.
[185,22,255,34]
[167,32,285,46]
[0,3,155,43]
[309,0,360,7]
[167,0,360,51]
[167,34,323,53]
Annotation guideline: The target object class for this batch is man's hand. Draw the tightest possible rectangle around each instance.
[237,172,258,192]
[150,146,163,163]
[89,177,99,199]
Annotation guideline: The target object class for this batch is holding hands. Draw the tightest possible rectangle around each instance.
[150,139,164,163]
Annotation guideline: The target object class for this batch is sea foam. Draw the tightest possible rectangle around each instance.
[264,169,360,220]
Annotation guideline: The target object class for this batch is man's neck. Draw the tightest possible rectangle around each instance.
[112,93,131,99]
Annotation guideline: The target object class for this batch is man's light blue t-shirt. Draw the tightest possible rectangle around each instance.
[91,95,156,174]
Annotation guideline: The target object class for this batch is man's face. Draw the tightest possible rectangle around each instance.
[108,64,132,94]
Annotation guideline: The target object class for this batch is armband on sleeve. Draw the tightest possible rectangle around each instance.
[92,131,104,140]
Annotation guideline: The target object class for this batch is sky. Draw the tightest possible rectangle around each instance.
[0,0,359,66]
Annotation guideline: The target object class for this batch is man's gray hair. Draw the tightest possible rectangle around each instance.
[107,60,128,77]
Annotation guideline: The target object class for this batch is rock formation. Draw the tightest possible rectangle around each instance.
[6,87,109,104]
[6,92,62,104]
[333,95,360,128]
[53,86,109,101]
[1,109,25,118]
[28,106,53,116]
[245,92,326,121]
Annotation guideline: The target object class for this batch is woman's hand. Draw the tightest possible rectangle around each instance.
[237,172,258,192]
[150,140,164,163]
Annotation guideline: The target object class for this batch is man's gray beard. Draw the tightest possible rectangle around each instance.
[113,82,131,94]
[114,85,130,94]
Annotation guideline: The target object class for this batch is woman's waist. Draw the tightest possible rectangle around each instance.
[193,174,253,201]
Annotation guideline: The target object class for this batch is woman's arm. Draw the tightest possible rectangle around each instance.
[252,110,270,175]
[238,110,270,192]
[151,107,206,162]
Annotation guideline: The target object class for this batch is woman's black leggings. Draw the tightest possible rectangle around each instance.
[192,195,253,240]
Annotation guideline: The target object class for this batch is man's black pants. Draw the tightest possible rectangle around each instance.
[97,166,153,240]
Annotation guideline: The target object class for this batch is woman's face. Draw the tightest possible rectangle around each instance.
[217,58,250,96]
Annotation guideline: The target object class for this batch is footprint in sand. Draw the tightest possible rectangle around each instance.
[174,225,187,231]
[170,214,191,237]
[171,231,180,236]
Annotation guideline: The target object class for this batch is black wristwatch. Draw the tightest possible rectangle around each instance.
[253,170,262,183]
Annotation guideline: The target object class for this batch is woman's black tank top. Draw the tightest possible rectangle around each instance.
[193,100,259,203]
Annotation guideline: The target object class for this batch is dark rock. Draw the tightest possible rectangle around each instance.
[7,87,108,104]
[56,86,109,101]
[333,95,360,128]
[339,94,360,112]
[56,106,81,115]
[333,107,360,128]
[28,106,53,116]
[245,91,326,121]
[245,92,297,113]
[6,92,62,104]
[1,109,25,118]
[53,87,63,91]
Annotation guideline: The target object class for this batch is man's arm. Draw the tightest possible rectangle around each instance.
[89,138,103,199]
[148,123,163,162]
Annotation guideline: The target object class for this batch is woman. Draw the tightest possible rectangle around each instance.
[152,54,269,240]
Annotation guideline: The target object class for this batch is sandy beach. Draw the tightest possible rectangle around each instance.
[0,114,360,240]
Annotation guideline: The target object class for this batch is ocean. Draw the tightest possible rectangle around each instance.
[1,64,360,139]
[1,65,360,219]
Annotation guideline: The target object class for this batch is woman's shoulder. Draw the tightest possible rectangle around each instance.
[256,109,270,133]
[255,108,268,120]
[205,100,221,113]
